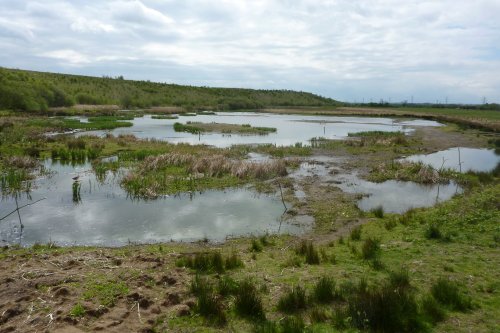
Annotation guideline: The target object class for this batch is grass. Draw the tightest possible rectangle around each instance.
[174,121,277,135]
[235,279,265,319]
[69,303,86,317]
[277,286,307,313]
[431,278,473,311]
[349,225,362,241]
[312,276,337,303]
[82,279,129,307]
[176,251,226,273]
[295,240,320,264]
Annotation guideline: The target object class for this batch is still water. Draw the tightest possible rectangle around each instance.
[403,147,499,172]
[79,112,442,147]
[0,161,300,246]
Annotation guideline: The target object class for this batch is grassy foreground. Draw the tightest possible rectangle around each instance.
[0,183,498,332]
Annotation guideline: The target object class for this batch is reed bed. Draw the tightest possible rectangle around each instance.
[122,153,290,198]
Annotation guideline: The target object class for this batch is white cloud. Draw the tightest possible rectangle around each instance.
[0,0,499,103]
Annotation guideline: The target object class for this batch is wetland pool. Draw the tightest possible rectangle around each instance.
[0,161,301,247]
[79,112,442,147]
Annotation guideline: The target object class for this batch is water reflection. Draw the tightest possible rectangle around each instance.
[334,173,461,214]
[77,113,442,148]
[0,161,301,246]
[403,147,500,173]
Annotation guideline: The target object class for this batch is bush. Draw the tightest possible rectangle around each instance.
[431,278,472,311]
[277,286,307,313]
[235,279,265,319]
[313,276,336,303]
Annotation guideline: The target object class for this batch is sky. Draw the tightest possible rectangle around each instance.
[1,0,499,104]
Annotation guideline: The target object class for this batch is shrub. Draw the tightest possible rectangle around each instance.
[313,276,336,303]
[431,278,472,311]
[277,286,307,313]
[235,279,265,319]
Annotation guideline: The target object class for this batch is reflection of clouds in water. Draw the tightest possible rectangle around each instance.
[404,148,499,173]
[0,161,299,246]
[80,113,429,148]
[334,174,461,214]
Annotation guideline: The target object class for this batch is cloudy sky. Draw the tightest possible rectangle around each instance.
[1,0,499,103]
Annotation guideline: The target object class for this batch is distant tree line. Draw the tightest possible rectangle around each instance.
[0,67,338,112]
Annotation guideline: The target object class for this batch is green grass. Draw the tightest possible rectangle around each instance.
[69,303,86,317]
[234,278,265,319]
[82,279,129,307]
[277,286,307,313]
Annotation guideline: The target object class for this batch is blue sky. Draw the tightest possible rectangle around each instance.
[1,0,499,103]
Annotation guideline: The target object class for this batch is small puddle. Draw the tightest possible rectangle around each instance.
[403,147,500,172]
[334,173,462,214]
[0,160,302,246]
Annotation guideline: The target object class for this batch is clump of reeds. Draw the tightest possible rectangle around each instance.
[277,286,307,313]
[295,240,320,264]
[176,251,243,273]
[234,278,265,319]
[430,277,472,311]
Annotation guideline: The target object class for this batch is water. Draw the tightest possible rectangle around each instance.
[0,161,300,247]
[78,112,442,148]
[403,147,500,172]
[334,173,461,214]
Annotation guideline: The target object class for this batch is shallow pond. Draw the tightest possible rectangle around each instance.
[334,173,461,214]
[0,161,300,247]
[403,147,500,172]
[79,112,441,147]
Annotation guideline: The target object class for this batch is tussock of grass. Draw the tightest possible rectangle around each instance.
[361,237,381,261]
[312,276,337,303]
[277,286,307,313]
[234,279,265,319]
[295,240,320,265]
[349,225,362,240]
[431,277,472,311]
[176,251,225,273]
